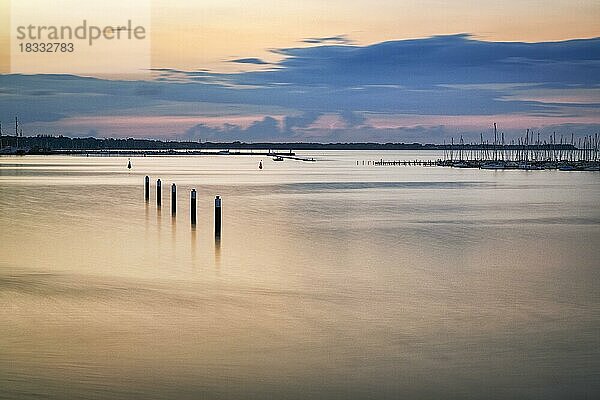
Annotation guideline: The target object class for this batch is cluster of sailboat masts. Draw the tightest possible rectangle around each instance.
[440,124,599,171]
[0,117,26,152]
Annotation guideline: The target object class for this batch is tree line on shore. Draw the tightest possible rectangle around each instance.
[0,134,579,152]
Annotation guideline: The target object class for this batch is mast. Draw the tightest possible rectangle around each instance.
[493,123,497,161]
[15,116,19,149]
[480,133,483,161]
[501,131,505,161]
[594,133,598,161]
[553,132,556,163]
[537,132,540,161]
[571,133,574,162]
[525,129,529,164]
[443,139,446,161]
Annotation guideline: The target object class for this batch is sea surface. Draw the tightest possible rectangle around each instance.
[1,151,599,399]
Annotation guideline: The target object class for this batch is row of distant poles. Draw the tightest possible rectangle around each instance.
[144,176,221,237]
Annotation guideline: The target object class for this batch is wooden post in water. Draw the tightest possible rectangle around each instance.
[156,179,162,207]
[171,183,177,215]
[190,189,197,225]
[214,195,222,237]
[144,176,149,201]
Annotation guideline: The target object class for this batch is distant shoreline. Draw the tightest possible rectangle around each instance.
[0,135,579,153]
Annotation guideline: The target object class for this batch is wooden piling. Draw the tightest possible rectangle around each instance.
[190,189,197,225]
[156,179,162,207]
[171,183,176,215]
[144,176,149,201]
[214,196,222,237]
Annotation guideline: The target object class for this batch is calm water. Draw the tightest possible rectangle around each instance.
[1,151,599,399]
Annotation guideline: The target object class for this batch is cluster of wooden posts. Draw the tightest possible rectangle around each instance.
[144,176,221,237]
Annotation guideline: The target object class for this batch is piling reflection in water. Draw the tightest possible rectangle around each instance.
[144,201,150,240]
[214,236,221,271]
[171,212,177,258]
[190,222,197,265]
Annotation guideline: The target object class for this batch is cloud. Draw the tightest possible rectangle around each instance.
[184,116,287,141]
[86,129,101,138]
[301,35,354,45]
[340,110,367,127]
[283,111,322,131]
[242,34,600,89]
[183,112,325,141]
[527,123,600,137]
[181,118,461,143]
[1,35,599,141]
[229,58,271,65]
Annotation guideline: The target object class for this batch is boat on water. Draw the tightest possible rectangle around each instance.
[273,156,284,161]
[452,161,470,168]
[0,146,29,155]
[480,162,505,170]
[558,165,578,171]
[517,163,544,170]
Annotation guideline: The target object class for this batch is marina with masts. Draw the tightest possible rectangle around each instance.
[437,124,599,171]
[371,124,599,171]
[0,116,29,155]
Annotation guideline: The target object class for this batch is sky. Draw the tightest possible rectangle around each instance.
[0,0,599,142]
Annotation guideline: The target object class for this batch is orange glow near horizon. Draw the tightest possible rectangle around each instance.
[149,0,600,72]
[24,114,285,138]
[22,112,600,139]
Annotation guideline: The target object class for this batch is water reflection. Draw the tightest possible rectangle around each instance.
[0,153,599,400]
[190,224,197,266]
[144,202,150,237]
[214,236,221,272]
